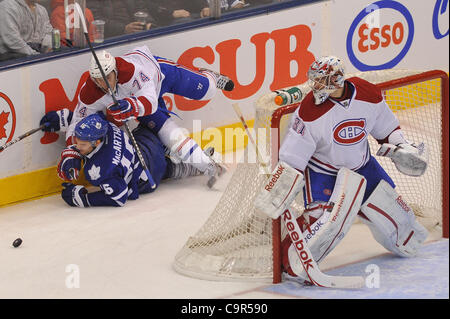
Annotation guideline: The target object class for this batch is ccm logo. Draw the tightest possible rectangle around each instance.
[264,164,285,191]
[283,210,313,271]
[333,119,367,145]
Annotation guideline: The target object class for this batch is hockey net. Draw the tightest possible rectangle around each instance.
[173,70,449,283]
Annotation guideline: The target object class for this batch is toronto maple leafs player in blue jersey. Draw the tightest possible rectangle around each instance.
[61,113,198,207]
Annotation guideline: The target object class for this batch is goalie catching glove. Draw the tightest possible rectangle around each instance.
[376,142,427,177]
[254,161,305,219]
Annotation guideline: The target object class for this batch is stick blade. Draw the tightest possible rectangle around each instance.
[321,275,365,289]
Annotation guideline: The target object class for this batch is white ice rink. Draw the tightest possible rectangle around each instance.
[0,153,448,299]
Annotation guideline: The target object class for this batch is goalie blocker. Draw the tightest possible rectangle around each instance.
[254,161,305,219]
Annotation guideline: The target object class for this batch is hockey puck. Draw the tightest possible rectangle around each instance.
[12,238,22,248]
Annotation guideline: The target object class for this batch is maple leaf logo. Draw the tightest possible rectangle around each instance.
[88,164,101,181]
[0,111,10,140]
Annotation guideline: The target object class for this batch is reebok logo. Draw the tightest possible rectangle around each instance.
[396,195,411,213]
[304,220,325,243]
[283,209,314,272]
[264,164,285,191]
[331,194,346,222]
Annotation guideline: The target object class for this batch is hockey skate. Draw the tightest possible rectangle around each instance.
[199,68,235,91]
[167,161,203,180]
[204,147,227,188]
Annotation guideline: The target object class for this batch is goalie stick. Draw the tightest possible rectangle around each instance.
[231,102,364,289]
[0,123,48,153]
[74,3,156,189]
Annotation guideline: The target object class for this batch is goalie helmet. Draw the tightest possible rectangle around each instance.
[307,56,345,105]
[75,113,108,143]
[89,50,117,79]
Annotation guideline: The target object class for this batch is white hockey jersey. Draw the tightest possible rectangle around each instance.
[279,77,399,175]
[66,46,164,144]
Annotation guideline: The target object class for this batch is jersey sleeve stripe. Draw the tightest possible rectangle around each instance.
[111,188,128,206]
[304,168,313,205]
[137,96,154,115]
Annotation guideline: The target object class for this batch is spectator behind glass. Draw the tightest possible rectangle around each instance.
[0,0,54,60]
[145,0,210,27]
[247,0,278,5]
[49,0,95,47]
[88,0,156,38]
[210,0,247,12]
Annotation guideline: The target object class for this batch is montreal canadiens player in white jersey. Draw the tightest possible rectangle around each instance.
[41,45,232,187]
[61,113,201,207]
[255,56,429,283]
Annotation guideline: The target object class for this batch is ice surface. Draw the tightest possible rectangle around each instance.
[0,153,447,299]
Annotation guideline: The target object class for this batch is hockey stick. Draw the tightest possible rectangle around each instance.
[231,102,364,288]
[232,103,270,170]
[0,124,48,153]
[74,3,156,189]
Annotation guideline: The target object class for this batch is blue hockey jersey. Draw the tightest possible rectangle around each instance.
[82,122,168,207]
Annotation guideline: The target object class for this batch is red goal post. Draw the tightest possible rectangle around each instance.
[270,70,449,283]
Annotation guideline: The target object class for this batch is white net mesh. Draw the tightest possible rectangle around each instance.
[173,70,446,281]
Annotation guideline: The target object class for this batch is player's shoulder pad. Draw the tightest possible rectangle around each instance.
[116,57,135,84]
[297,91,335,122]
[79,77,106,105]
[347,76,383,104]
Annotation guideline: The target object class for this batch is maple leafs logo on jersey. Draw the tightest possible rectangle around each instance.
[88,164,101,180]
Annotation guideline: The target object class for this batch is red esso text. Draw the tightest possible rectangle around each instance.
[358,22,404,52]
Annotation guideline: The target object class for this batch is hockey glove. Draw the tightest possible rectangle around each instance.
[40,109,73,132]
[376,142,427,176]
[106,97,140,123]
[61,183,90,207]
[57,146,83,181]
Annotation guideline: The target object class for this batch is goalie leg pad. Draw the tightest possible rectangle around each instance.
[359,180,428,257]
[254,161,305,219]
[286,168,366,279]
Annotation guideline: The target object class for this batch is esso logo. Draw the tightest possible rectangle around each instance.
[333,119,367,145]
[347,1,414,71]
[0,92,16,145]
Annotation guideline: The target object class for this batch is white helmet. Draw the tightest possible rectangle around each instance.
[89,50,117,79]
[307,56,345,105]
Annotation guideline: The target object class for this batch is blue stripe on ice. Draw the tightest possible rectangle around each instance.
[264,240,449,299]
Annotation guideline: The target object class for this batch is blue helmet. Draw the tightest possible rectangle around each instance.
[74,114,108,142]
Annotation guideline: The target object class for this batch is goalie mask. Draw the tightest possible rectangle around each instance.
[307,56,345,105]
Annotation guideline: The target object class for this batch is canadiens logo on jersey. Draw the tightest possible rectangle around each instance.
[333,119,367,145]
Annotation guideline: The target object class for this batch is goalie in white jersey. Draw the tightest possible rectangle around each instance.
[255,56,428,283]
[41,45,231,187]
